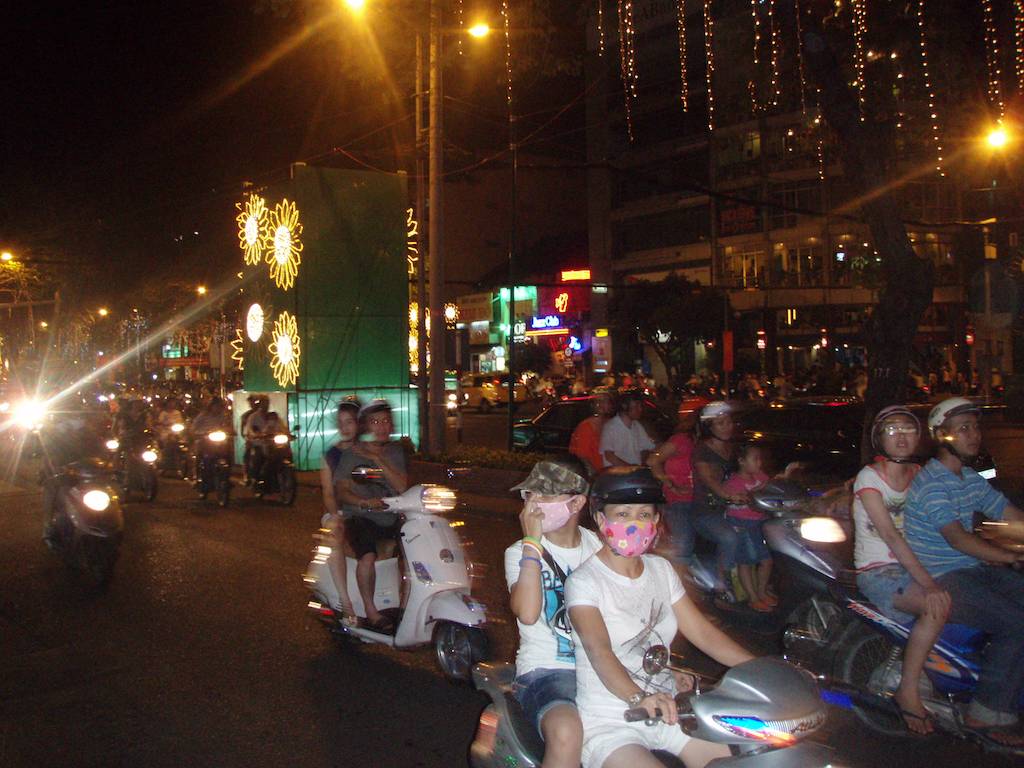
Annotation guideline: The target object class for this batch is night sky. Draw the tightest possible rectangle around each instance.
[2,1,574,305]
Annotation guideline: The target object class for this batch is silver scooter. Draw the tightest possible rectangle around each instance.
[469,645,833,767]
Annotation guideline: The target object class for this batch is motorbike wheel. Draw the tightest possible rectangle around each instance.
[787,597,844,642]
[142,470,158,502]
[77,537,118,589]
[277,467,296,506]
[433,621,489,682]
[836,625,909,738]
[217,475,231,508]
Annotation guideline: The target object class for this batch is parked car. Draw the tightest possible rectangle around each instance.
[459,374,529,412]
[738,397,996,483]
[512,395,675,454]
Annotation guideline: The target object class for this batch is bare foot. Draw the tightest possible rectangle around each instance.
[964,717,1024,747]
[894,690,933,735]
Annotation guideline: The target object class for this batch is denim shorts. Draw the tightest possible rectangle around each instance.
[857,564,914,624]
[727,516,771,565]
[514,668,577,732]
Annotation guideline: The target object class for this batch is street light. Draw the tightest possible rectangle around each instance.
[986,126,1010,149]
[98,307,109,317]
[342,0,366,12]
[1,251,13,262]
[197,285,208,296]
[467,22,490,38]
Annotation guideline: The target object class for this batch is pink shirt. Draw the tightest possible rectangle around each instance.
[723,471,770,520]
[662,433,695,503]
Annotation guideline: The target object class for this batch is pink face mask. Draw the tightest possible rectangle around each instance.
[534,499,576,533]
[600,518,657,558]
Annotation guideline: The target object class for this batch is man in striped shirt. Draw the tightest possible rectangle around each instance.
[904,398,1024,746]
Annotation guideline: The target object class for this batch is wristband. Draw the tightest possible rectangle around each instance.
[519,556,543,569]
[522,536,544,553]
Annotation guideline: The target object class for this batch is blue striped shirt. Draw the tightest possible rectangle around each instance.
[904,459,1008,577]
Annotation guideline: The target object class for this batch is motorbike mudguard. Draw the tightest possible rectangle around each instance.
[424,589,486,628]
[707,741,832,767]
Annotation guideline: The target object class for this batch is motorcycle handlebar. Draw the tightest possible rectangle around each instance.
[624,707,662,723]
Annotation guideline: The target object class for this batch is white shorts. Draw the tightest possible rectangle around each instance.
[581,718,691,768]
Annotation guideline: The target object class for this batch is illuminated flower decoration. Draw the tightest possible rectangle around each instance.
[230,328,245,371]
[265,198,303,290]
[268,311,301,387]
[235,194,269,266]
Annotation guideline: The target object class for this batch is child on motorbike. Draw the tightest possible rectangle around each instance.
[505,457,601,768]
[722,443,775,611]
[853,405,951,735]
[566,466,754,768]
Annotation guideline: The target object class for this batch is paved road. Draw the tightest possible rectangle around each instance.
[0,456,1020,767]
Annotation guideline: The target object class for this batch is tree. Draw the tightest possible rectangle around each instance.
[609,273,727,387]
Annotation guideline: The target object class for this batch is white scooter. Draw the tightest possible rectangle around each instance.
[304,469,488,681]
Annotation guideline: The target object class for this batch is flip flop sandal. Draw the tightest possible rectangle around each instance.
[364,615,396,634]
[897,708,936,736]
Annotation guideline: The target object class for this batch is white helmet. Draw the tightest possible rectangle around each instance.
[927,397,980,438]
[699,400,733,421]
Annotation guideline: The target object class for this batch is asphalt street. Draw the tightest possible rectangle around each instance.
[1,440,1021,767]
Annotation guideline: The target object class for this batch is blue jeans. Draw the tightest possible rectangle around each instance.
[663,501,695,565]
[514,668,577,733]
[692,512,739,572]
[937,566,1024,716]
[727,516,770,565]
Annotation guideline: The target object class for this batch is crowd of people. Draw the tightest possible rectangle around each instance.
[504,392,1024,767]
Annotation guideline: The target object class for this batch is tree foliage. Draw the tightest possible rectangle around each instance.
[513,340,552,374]
[609,273,726,386]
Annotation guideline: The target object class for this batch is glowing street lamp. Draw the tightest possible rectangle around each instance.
[1,251,13,262]
[197,285,208,296]
[986,126,1010,149]
[98,307,109,317]
[467,22,491,38]
[342,0,366,12]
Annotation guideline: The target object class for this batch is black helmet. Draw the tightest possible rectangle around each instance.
[589,466,665,514]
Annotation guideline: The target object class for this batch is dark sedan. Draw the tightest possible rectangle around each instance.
[511,395,675,454]
[739,397,996,483]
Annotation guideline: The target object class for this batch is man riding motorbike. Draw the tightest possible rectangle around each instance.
[904,397,1024,746]
[42,410,108,547]
[243,396,287,488]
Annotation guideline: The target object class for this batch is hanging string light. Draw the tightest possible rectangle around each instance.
[501,0,513,110]
[851,0,867,119]
[704,0,716,131]
[750,0,762,111]
[1016,0,1024,93]
[767,0,781,108]
[815,106,825,180]
[915,0,944,174]
[456,0,464,56]
[982,0,1005,120]
[677,0,689,109]
[598,0,606,56]
[617,0,639,139]
[794,0,808,117]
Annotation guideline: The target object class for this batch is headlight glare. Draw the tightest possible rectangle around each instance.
[82,490,111,512]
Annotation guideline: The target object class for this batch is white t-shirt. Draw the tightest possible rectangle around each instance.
[565,554,685,723]
[852,463,919,569]
[599,415,656,467]
[504,528,602,678]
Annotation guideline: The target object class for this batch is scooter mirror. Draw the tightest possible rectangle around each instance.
[642,644,669,675]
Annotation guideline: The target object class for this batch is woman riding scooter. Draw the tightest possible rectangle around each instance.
[852,405,951,734]
[505,457,602,768]
[566,466,754,768]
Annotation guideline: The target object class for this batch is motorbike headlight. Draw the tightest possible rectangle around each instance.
[13,399,46,430]
[106,439,120,451]
[82,489,111,512]
[422,485,457,513]
[208,430,227,443]
[141,449,158,463]
[0,401,9,413]
[171,423,185,433]
[273,433,289,445]
[800,517,846,543]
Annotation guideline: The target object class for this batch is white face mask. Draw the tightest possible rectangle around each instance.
[533,499,575,533]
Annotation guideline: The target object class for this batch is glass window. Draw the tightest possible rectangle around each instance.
[720,248,766,288]
[771,243,823,287]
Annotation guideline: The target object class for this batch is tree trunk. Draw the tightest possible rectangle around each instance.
[799,19,935,462]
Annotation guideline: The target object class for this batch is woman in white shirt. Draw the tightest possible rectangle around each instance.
[566,467,753,768]
[853,405,951,734]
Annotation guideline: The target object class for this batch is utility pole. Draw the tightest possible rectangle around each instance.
[415,28,429,450]
[506,121,518,451]
[426,0,445,454]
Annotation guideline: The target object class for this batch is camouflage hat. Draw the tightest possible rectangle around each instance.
[510,459,589,496]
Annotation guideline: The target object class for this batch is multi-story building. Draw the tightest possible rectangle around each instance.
[586,0,1011,385]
